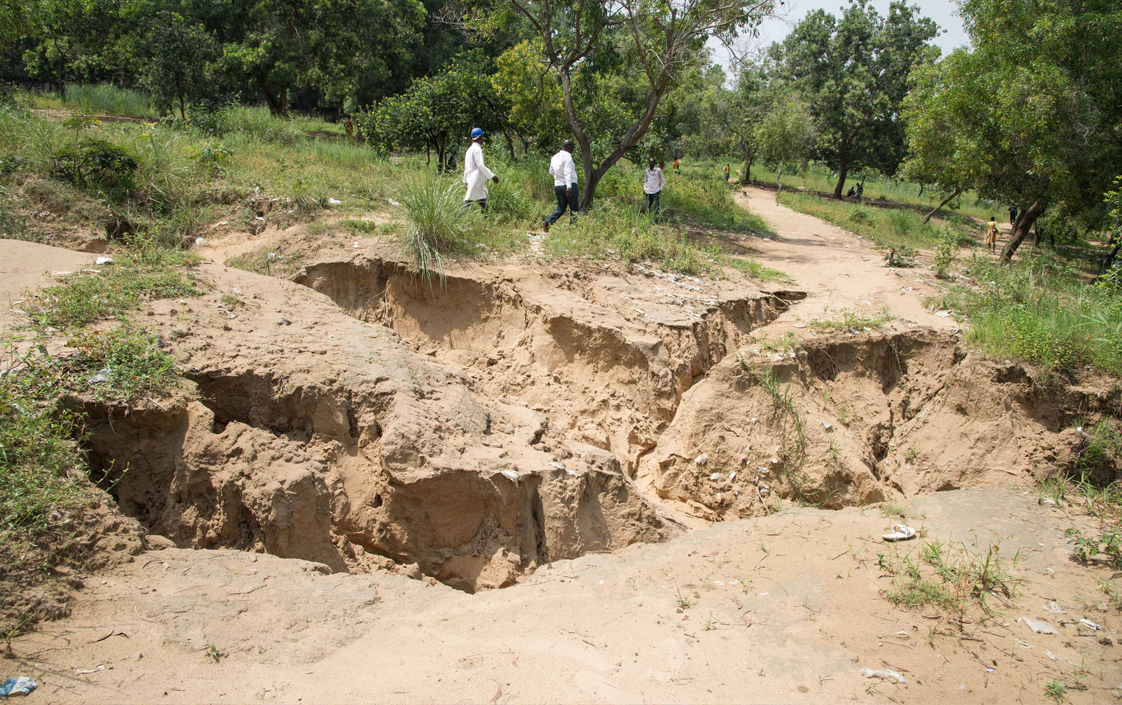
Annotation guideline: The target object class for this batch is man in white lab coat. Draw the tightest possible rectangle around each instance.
[462,127,498,210]
[543,140,578,232]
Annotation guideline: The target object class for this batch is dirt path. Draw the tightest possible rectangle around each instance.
[731,187,957,336]
[11,489,1118,704]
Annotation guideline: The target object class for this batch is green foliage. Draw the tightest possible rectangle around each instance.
[145,12,218,120]
[1067,526,1122,570]
[396,177,488,287]
[933,228,959,278]
[775,0,940,196]
[1045,680,1067,703]
[779,191,977,250]
[545,199,709,275]
[754,91,815,192]
[63,326,179,402]
[0,341,85,537]
[937,256,1122,376]
[27,242,199,330]
[903,0,1122,257]
[51,137,138,192]
[881,541,1019,615]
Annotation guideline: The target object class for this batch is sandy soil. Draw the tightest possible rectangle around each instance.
[731,187,958,336]
[10,489,1120,704]
[0,239,95,336]
[4,193,1120,704]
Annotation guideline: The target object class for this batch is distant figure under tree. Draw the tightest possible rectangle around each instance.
[855,183,864,201]
[846,186,855,200]
[986,217,999,254]
[723,164,730,182]
[1008,204,1019,226]
[543,140,578,232]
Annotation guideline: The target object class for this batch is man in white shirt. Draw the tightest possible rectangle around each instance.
[543,140,578,232]
[643,158,665,219]
[463,127,498,210]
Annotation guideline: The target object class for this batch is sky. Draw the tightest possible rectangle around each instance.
[709,0,970,74]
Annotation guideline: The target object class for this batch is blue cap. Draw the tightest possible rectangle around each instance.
[471,127,484,139]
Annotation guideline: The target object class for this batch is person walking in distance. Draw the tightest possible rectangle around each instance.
[723,163,730,182]
[543,139,578,232]
[643,158,665,220]
[672,157,680,174]
[462,127,498,211]
[855,182,863,202]
[986,216,999,254]
[1008,204,1019,226]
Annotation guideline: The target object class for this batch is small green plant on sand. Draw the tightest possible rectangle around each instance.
[1045,680,1067,703]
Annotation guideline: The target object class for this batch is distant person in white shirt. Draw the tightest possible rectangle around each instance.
[543,140,578,232]
[462,127,498,211]
[643,158,665,219]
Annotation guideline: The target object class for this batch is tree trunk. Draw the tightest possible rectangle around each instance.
[258,79,286,116]
[775,164,783,202]
[1032,220,1042,248]
[741,153,752,185]
[833,142,849,199]
[179,94,186,121]
[1000,200,1044,263]
[923,187,963,224]
[1102,233,1120,271]
[502,131,515,160]
[918,183,924,197]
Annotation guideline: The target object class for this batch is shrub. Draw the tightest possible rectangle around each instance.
[934,228,959,278]
[51,138,139,191]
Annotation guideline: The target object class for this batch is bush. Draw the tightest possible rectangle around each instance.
[934,228,959,278]
[51,138,139,191]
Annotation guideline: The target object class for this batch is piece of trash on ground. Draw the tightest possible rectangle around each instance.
[1020,617,1059,635]
[95,256,113,265]
[0,678,37,697]
[860,667,908,685]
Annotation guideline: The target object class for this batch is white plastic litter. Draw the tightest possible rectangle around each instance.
[1021,617,1059,635]
[500,470,520,483]
[549,461,565,470]
[694,453,709,465]
[710,472,720,481]
[0,677,36,697]
[729,472,737,481]
[1080,619,1102,631]
[353,242,360,248]
[822,421,832,429]
[934,310,953,317]
[1043,601,1065,613]
[95,256,113,265]
[388,198,401,206]
[327,198,342,205]
[860,667,908,685]
[195,237,205,246]
[88,368,111,384]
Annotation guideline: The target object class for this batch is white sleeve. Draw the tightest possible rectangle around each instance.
[477,150,494,180]
[565,154,577,185]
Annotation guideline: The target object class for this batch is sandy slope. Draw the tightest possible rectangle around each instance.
[0,239,95,337]
[10,489,1119,704]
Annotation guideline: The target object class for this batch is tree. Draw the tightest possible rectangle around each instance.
[902,0,1122,261]
[491,40,566,152]
[215,0,425,116]
[494,0,775,209]
[775,0,939,199]
[145,12,217,120]
[717,65,768,184]
[372,54,510,170]
[755,90,815,198]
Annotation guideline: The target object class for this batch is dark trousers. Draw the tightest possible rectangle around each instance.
[546,184,578,226]
[645,191,661,215]
[462,198,488,212]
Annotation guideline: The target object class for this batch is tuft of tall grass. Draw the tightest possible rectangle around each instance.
[14,84,155,118]
[397,177,482,287]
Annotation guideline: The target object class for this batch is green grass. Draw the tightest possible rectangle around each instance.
[810,308,894,332]
[778,190,978,251]
[27,241,200,330]
[16,84,156,119]
[933,255,1122,377]
[880,541,1019,616]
